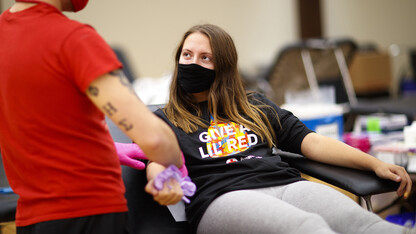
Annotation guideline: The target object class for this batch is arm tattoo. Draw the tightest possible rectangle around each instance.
[87,86,99,96]
[119,119,133,131]
[102,102,118,116]
[110,69,138,97]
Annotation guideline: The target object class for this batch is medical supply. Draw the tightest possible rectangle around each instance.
[343,133,371,153]
[371,140,416,171]
[153,165,196,203]
[115,142,147,170]
[372,142,409,167]
[357,113,408,133]
[404,121,416,148]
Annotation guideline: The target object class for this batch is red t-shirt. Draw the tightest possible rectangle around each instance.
[0,3,127,226]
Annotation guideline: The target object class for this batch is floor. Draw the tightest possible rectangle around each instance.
[0,222,15,234]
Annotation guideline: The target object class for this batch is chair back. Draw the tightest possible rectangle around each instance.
[266,38,357,106]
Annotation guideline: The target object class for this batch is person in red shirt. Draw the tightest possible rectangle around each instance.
[0,0,183,233]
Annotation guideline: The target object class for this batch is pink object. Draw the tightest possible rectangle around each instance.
[115,143,189,176]
[114,142,147,170]
[178,152,188,177]
[343,133,371,153]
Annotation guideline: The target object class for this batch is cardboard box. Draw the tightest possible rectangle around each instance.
[349,52,392,95]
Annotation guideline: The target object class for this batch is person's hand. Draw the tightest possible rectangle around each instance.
[145,178,184,206]
[374,161,412,198]
[146,165,196,204]
[115,142,147,170]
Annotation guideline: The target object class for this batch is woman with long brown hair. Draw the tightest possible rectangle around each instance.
[145,24,412,234]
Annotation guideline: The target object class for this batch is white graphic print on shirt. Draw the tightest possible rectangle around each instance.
[198,117,258,158]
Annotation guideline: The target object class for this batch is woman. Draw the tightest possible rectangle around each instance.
[146,24,413,234]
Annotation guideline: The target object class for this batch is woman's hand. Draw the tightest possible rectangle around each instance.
[373,161,412,198]
[145,178,184,206]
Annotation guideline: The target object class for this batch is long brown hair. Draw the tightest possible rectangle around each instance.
[164,24,278,147]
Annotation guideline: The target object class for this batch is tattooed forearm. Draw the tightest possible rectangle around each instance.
[110,69,138,97]
[110,69,130,86]
[87,86,99,96]
[119,119,133,131]
[102,102,118,116]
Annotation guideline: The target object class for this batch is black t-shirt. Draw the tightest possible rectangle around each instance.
[154,93,312,232]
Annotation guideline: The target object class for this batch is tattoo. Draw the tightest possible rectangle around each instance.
[87,86,99,96]
[102,102,118,116]
[119,119,133,131]
[110,69,138,97]
[110,69,130,86]
[120,74,131,87]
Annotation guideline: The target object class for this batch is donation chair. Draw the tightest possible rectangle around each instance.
[264,38,358,106]
[263,38,416,124]
[107,105,400,234]
[277,151,400,212]
[0,194,17,224]
[0,152,18,224]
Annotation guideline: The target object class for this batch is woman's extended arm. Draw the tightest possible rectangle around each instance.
[301,132,412,198]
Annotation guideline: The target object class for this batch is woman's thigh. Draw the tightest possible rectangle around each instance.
[197,188,335,234]
[279,181,403,234]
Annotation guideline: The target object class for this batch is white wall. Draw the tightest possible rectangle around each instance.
[2,0,415,79]
[0,0,297,78]
[322,0,416,94]
[322,0,416,49]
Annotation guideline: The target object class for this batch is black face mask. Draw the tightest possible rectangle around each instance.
[177,63,216,93]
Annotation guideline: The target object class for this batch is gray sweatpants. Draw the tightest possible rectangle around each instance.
[197,181,405,234]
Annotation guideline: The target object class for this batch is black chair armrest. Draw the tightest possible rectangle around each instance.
[278,152,400,197]
[122,166,191,234]
[0,194,18,223]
